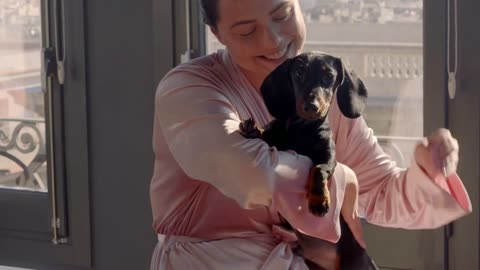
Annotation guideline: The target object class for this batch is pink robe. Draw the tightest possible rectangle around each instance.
[149,49,471,269]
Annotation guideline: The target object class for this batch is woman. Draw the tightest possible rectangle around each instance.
[149,0,472,269]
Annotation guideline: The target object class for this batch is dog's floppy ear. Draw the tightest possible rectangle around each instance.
[260,58,296,120]
[333,57,368,119]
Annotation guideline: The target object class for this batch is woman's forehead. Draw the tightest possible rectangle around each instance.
[217,0,294,25]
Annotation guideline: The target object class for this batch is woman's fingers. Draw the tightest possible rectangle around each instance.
[415,142,441,179]
[428,129,458,171]
[415,128,459,179]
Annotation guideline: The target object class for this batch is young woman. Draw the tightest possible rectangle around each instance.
[149,0,472,269]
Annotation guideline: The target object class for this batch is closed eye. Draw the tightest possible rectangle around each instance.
[238,26,256,36]
[273,6,292,21]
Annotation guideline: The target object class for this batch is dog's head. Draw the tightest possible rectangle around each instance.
[260,52,368,121]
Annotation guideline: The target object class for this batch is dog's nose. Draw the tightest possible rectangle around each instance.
[303,103,319,114]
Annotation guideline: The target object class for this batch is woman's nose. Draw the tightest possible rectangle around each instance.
[261,25,283,49]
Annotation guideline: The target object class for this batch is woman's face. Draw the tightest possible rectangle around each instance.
[211,0,306,89]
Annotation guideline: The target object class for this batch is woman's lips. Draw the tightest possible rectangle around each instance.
[257,42,293,68]
[264,46,288,59]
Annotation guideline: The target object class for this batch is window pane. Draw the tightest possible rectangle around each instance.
[0,0,47,192]
[205,0,423,168]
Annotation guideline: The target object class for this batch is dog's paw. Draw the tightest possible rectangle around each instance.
[306,168,331,216]
[307,188,331,217]
[239,118,262,139]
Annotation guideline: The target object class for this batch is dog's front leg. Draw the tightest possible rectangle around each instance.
[239,118,289,149]
[307,164,333,217]
[239,118,265,139]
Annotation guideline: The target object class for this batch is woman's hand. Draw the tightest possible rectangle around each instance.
[340,164,366,249]
[415,128,459,180]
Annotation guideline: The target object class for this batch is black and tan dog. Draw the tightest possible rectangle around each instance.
[239,52,377,269]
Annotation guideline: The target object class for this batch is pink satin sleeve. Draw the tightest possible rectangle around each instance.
[330,102,472,229]
[277,99,472,239]
[269,94,472,241]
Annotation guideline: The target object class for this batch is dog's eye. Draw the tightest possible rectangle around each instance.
[322,73,334,86]
[294,70,305,81]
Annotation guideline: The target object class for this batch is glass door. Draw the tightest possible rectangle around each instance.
[0,0,47,192]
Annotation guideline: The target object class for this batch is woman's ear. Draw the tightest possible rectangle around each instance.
[260,58,296,120]
[333,57,368,119]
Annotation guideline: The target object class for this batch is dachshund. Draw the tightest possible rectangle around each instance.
[239,52,377,269]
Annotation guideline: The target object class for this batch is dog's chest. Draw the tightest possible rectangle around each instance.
[283,121,333,163]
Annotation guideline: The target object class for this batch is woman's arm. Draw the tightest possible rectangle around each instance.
[155,68,312,208]
[331,100,472,229]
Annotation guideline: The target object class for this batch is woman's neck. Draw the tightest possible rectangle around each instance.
[238,66,267,92]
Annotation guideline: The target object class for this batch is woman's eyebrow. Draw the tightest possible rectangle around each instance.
[229,1,290,30]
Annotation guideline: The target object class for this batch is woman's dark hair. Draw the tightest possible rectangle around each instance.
[200,0,219,28]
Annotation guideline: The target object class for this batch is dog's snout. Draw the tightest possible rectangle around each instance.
[303,103,319,114]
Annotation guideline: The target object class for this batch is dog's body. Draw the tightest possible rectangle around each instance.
[239,52,377,270]
[244,116,337,214]
[261,116,335,167]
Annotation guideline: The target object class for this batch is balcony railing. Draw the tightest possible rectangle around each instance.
[0,117,47,191]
